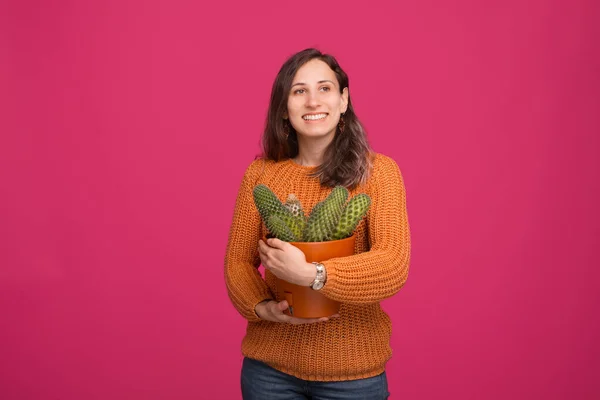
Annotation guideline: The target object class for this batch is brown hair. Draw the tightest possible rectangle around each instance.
[261,48,373,190]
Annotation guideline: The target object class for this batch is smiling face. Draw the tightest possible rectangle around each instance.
[285,59,348,141]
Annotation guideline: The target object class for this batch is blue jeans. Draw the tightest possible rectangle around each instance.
[241,357,390,400]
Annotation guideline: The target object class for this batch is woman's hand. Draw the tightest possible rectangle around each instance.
[255,300,339,324]
[258,238,314,286]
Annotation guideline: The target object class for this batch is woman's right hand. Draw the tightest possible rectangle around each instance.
[255,300,339,324]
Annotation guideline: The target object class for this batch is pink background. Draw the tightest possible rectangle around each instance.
[1,0,599,399]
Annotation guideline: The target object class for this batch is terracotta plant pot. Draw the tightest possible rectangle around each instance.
[276,235,356,319]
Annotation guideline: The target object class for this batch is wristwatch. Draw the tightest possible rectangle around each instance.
[309,262,327,290]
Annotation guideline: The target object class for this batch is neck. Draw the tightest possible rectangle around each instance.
[294,134,334,167]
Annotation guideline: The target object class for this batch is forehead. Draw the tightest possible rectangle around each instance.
[292,59,337,84]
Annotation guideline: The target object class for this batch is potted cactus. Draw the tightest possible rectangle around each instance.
[253,184,371,318]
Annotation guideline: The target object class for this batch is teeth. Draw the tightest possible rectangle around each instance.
[303,114,327,121]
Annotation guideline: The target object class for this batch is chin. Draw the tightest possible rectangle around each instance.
[297,127,336,139]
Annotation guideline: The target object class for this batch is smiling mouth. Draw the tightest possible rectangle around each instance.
[302,113,328,121]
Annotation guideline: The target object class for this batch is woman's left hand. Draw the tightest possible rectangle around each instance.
[258,238,314,286]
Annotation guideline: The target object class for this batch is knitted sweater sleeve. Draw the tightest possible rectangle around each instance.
[224,160,274,321]
[320,155,411,304]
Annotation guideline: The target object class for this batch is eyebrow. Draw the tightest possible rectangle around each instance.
[291,80,336,88]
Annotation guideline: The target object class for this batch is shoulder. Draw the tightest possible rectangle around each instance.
[365,152,406,193]
[370,152,402,179]
[241,157,280,182]
[243,157,264,175]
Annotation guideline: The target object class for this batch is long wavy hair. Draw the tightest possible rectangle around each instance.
[261,48,373,190]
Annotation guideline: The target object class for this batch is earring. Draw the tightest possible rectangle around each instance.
[283,120,290,139]
[338,113,345,134]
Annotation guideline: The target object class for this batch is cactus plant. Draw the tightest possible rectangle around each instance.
[253,184,304,241]
[330,193,371,240]
[303,186,348,242]
[253,184,371,243]
[266,215,298,242]
[284,194,306,232]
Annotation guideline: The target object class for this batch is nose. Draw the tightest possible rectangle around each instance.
[305,90,319,108]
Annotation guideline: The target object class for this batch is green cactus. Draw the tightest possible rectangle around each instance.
[253,184,303,241]
[252,184,371,243]
[284,194,306,233]
[330,193,371,240]
[266,215,297,242]
[303,186,349,242]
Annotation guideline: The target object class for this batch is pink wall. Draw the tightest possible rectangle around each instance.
[1,1,599,399]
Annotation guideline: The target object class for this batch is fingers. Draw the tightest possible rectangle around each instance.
[258,240,275,263]
[272,301,337,325]
[258,240,271,269]
[258,240,267,256]
[258,241,285,274]
[261,300,338,325]
[266,300,288,317]
[259,239,277,250]
[266,238,288,250]
[265,301,292,323]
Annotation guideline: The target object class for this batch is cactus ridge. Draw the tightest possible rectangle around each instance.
[331,193,371,240]
[253,184,302,241]
[303,186,349,242]
[267,215,297,242]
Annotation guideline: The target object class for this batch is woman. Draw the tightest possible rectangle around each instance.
[224,48,411,399]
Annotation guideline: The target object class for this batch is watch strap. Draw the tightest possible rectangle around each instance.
[310,262,326,290]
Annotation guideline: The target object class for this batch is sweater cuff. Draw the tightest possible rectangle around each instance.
[321,261,337,296]
[251,298,274,322]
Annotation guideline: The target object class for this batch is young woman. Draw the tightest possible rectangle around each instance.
[224,48,411,399]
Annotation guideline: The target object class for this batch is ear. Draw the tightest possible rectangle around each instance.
[340,87,349,114]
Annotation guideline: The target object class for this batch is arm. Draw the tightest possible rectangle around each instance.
[320,155,411,304]
[224,160,274,321]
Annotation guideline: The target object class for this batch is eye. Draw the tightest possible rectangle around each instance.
[293,88,306,95]
[320,86,331,92]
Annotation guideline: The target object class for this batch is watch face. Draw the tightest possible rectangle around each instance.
[312,281,324,290]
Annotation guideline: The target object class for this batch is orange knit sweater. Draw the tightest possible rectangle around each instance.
[224,153,411,381]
